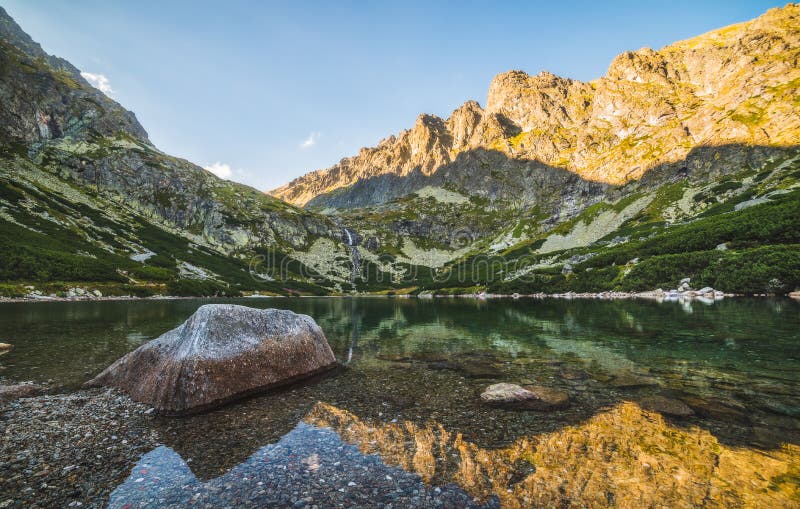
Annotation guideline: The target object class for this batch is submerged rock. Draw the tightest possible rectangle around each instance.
[559,368,589,381]
[0,383,43,402]
[609,371,659,388]
[86,304,337,415]
[639,395,694,417]
[682,396,751,424]
[480,383,570,410]
[456,360,503,379]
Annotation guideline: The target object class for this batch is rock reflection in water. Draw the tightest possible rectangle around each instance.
[305,401,800,509]
[108,422,497,509]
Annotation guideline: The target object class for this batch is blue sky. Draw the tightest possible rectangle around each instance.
[2,0,783,191]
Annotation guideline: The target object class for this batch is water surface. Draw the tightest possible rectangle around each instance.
[1,297,799,507]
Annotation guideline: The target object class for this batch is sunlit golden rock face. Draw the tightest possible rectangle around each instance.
[272,4,800,207]
[305,401,800,508]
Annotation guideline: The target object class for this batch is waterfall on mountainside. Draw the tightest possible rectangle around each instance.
[342,227,361,285]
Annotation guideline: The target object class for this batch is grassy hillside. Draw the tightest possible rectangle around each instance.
[3,148,798,297]
[369,149,800,296]
[490,192,800,295]
[0,155,333,297]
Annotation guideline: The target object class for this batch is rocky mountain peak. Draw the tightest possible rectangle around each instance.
[0,6,149,145]
[271,4,800,208]
[415,113,446,128]
[0,8,352,294]
[486,68,588,133]
[447,100,484,149]
[0,6,67,67]
[605,48,677,84]
[458,99,483,110]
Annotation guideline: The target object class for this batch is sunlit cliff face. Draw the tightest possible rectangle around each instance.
[271,5,800,208]
[305,401,800,509]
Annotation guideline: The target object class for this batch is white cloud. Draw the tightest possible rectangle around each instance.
[80,72,114,96]
[203,162,233,179]
[300,131,320,149]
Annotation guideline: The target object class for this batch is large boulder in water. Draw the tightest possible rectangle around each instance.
[86,304,337,415]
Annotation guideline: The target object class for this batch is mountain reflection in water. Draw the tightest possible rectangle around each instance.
[112,401,799,508]
[108,421,497,509]
[3,297,800,506]
[304,401,800,508]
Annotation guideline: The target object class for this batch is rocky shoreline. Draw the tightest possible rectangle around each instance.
[415,289,751,300]
[0,388,500,509]
[0,293,196,304]
[2,284,798,304]
[0,389,159,509]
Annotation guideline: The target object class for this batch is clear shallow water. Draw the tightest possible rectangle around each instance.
[2,297,800,506]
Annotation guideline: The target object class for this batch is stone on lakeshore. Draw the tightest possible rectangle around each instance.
[0,342,12,353]
[480,383,569,410]
[86,304,337,415]
[639,395,694,417]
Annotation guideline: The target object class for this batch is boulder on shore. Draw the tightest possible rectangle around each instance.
[86,304,337,415]
[480,383,570,410]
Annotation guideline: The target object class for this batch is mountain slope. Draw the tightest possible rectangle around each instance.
[0,7,364,296]
[0,8,148,145]
[272,4,800,293]
[269,4,800,294]
[272,4,799,209]
[1,5,798,297]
